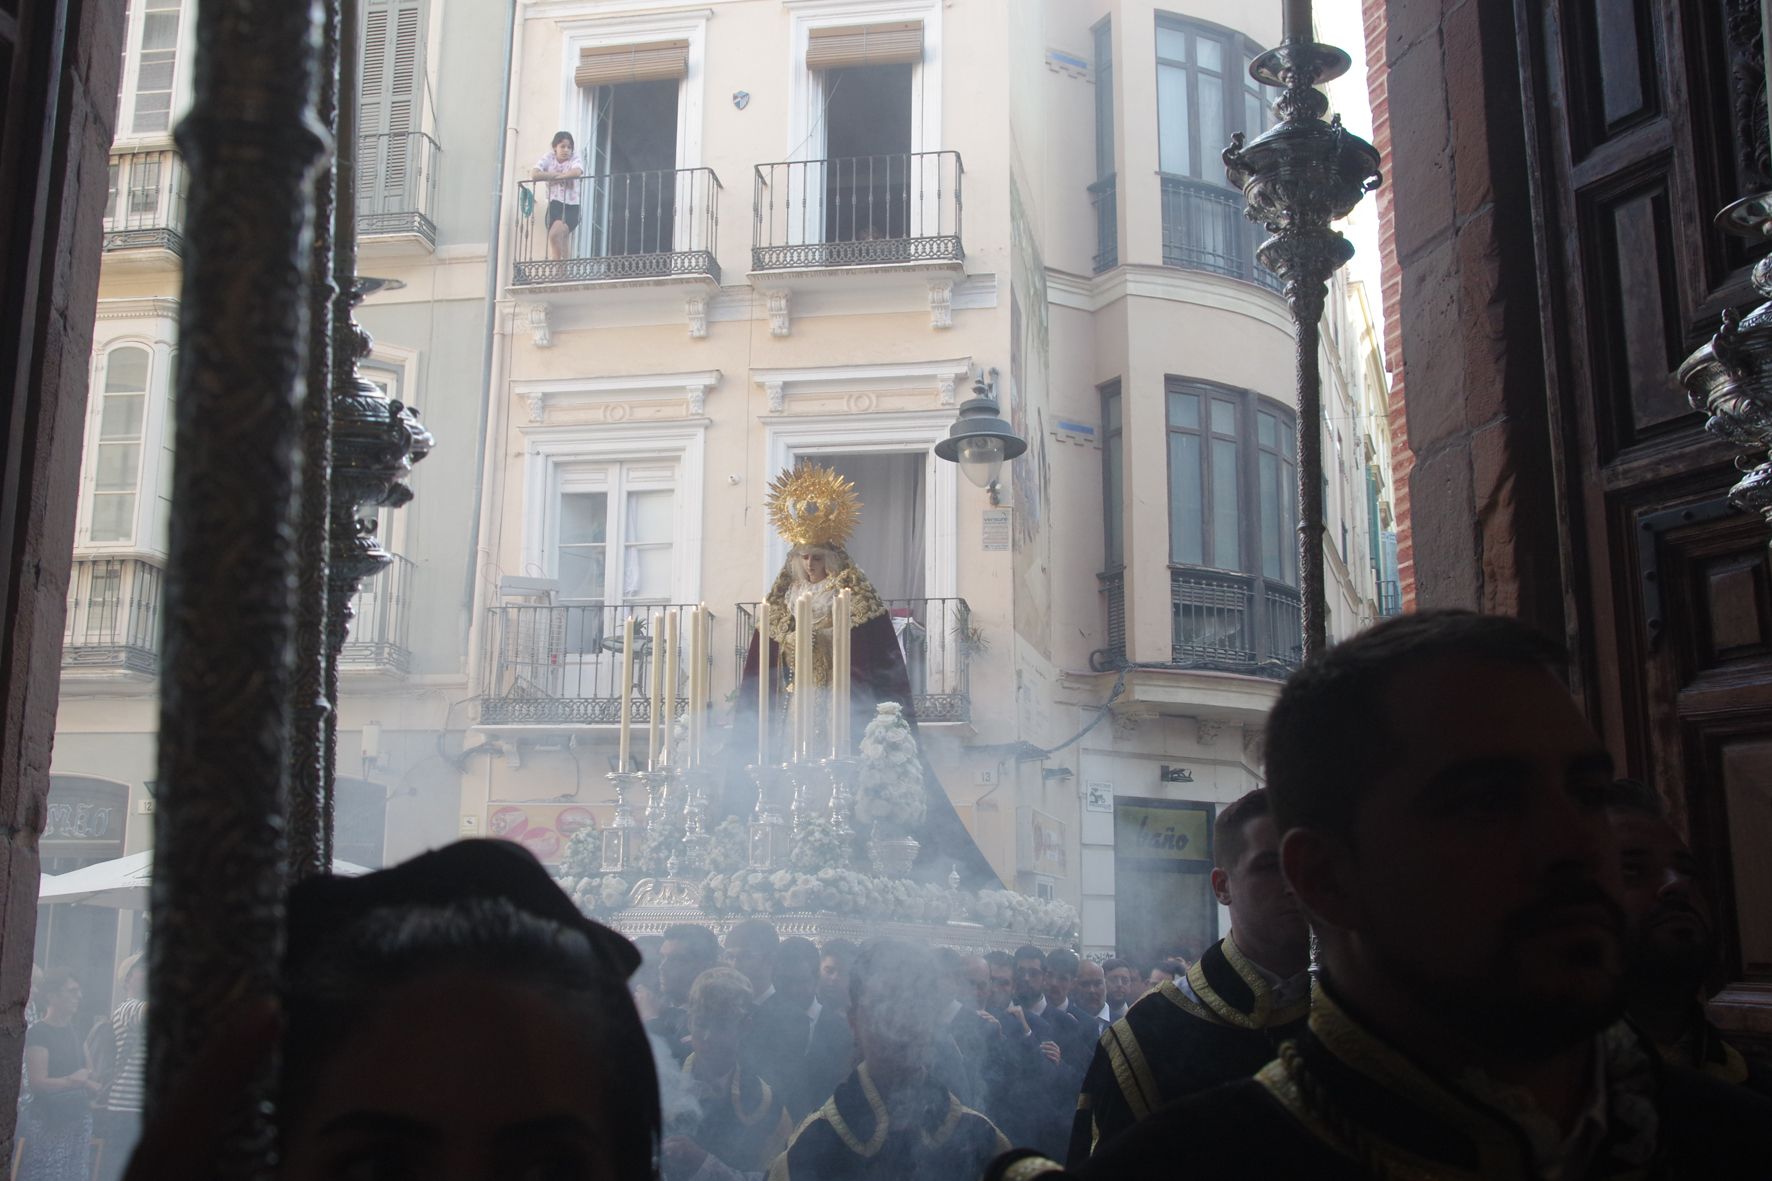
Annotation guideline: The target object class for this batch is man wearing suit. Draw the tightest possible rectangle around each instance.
[1070,961,1110,1046]
[746,936,825,1119]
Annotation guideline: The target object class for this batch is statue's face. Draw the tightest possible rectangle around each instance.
[796,550,830,583]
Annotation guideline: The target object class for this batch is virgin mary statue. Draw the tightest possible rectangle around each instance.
[730,463,997,887]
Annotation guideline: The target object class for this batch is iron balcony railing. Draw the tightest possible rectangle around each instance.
[63,557,163,676]
[735,597,974,724]
[1159,175,1283,293]
[358,131,441,246]
[513,167,721,287]
[1378,579,1402,617]
[481,602,710,727]
[104,148,188,255]
[752,151,963,271]
[1093,568,1127,670]
[339,553,414,674]
[1088,175,1118,273]
[1170,566,1302,679]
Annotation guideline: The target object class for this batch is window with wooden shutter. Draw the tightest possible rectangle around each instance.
[131,0,181,135]
[574,40,690,88]
[359,0,425,208]
[805,22,924,70]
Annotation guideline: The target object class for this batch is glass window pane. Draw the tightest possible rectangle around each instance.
[89,494,134,543]
[1282,422,1296,460]
[1258,410,1277,448]
[1260,453,1282,579]
[94,443,140,491]
[626,489,673,543]
[1283,459,1298,584]
[558,546,606,600]
[100,393,144,439]
[559,492,607,545]
[105,348,149,393]
[1197,72,1226,185]
[1168,432,1203,566]
[136,58,174,90]
[1104,391,1121,432]
[1196,35,1222,74]
[1156,25,1187,62]
[1210,398,1237,436]
[1168,390,1200,429]
[1245,91,1264,140]
[1105,436,1123,568]
[625,546,672,599]
[1211,437,1240,569]
[1157,65,1191,175]
[141,11,178,51]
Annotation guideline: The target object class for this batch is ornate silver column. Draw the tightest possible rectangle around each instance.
[1224,8,1380,659]
[147,0,329,1172]
[322,0,432,863]
[290,0,343,880]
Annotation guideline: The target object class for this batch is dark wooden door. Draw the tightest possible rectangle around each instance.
[1521,0,1772,1047]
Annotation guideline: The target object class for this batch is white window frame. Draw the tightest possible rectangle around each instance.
[519,422,706,607]
[114,0,198,146]
[557,12,708,176]
[785,0,943,160]
[79,307,179,556]
[760,410,956,602]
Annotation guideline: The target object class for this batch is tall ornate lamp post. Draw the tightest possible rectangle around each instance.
[1224,1,1381,659]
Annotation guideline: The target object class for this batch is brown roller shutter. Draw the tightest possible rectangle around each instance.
[574,39,690,88]
[805,22,924,69]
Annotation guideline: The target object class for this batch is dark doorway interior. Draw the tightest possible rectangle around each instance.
[590,78,679,255]
[820,64,913,242]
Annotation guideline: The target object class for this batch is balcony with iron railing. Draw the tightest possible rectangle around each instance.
[735,597,974,724]
[1159,176,1283,293]
[1171,567,1301,678]
[480,603,708,727]
[1378,579,1402,617]
[1089,175,1118,274]
[358,131,441,250]
[104,148,188,259]
[62,557,163,682]
[752,151,963,272]
[513,167,721,288]
[339,553,414,677]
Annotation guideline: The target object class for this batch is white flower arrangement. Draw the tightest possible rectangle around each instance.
[560,873,633,916]
[790,814,853,872]
[707,817,748,873]
[854,702,926,830]
[560,823,603,880]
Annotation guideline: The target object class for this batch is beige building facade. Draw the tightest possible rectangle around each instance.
[467,0,1395,962]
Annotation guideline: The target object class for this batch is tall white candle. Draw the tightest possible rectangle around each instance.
[837,589,852,754]
[687,604,705,767]
[618,615,636,771]
[647,611,665,770]
[662,610,679,766]
[756,615,770,765]
[794,593,813,762]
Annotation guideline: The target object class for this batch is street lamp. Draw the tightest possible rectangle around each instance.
[934,369,1027,505]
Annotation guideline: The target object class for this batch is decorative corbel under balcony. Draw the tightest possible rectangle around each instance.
[515,370,723,425]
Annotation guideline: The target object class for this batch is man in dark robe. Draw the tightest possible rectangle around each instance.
[1067,788,1309,1165]
[997,612,1772,1180]
[730,541,996,886]
[766,939,1007,1180]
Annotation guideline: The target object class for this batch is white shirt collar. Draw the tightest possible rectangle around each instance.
[940,998,963,1024]
[1027,996,1047,1017]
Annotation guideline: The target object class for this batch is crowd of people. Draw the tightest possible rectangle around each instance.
[21,609,1772,1179]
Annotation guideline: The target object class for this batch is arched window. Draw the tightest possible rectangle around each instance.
[90,345,151,544]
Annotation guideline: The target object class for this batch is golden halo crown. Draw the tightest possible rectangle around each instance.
[766,463,862,549]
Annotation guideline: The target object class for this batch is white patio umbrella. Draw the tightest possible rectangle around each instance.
[38,849,371,909]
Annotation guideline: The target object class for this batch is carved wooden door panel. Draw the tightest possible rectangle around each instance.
[1522,0,1772,1044]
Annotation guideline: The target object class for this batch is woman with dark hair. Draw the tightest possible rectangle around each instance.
[19,968,97,1181]
[529,130,584,261]
[125,839,661,1181]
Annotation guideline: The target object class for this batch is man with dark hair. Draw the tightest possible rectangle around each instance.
[1043,949,1080,1016]
[723,918,780,1001]
[984,950,1015,1012]
[1608,780,1772,1095]
[766,939,1008,1179]
[651,922,720,1062]
[1067,787,1310,1165]
[1068,610,1771,1176]
[818,939,860,1013]
[1101,959,1134,1022]
[747,936,824,1118]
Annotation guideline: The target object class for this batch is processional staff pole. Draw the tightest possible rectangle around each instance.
[290,0,344,880]
[147,0,330,1166]
[1224,0,1380,660]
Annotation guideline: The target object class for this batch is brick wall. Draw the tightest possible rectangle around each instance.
[0,0,127,1154]
[1361,0,1564,632]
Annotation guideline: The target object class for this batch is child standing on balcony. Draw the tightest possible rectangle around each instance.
[530,130,584,261]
